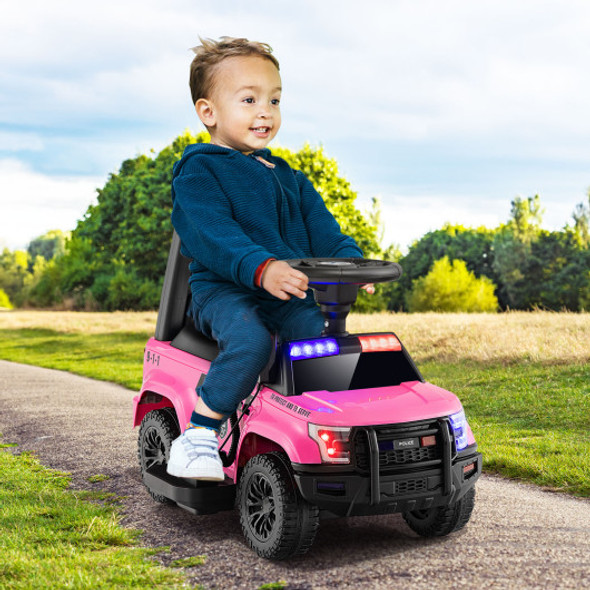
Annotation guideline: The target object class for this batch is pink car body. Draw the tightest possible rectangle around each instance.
[135,235,481,558]
[134,334,477,484]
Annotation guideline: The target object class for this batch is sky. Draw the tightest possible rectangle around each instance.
[1,0,590,253]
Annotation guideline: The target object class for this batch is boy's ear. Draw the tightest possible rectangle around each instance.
[195,98,216,127]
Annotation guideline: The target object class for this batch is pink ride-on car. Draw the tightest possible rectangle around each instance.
[134,232,482,559]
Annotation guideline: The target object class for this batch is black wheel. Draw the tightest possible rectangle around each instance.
[137,409,180,503]
[403,486,476,537]
[238,452,319,560]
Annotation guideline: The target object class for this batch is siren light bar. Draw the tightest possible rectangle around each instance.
[359,335,402,352]
[289,338,339,360]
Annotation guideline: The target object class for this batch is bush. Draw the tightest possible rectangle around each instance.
[406,256,498,312]
[0,288,12,309]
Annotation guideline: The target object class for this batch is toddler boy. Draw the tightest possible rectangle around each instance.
[167,37,364,480]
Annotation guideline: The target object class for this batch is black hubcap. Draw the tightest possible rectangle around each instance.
[246,473,276,541]
[142,426,166,470]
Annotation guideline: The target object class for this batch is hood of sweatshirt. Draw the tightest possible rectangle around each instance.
[172,142,272,179]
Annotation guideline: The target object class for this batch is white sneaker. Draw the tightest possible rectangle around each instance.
[167,427,224,481]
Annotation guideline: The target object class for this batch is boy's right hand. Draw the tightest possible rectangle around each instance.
[261,260,309,300]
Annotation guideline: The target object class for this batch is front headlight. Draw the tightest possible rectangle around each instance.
[308,424,351,464]
[449,409,469,451]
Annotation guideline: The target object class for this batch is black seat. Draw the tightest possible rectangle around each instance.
[155,231,219,361]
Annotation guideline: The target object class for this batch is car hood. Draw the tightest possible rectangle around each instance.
[285,381,463,426]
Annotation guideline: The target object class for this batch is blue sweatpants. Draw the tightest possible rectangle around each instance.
[191,287,324,416]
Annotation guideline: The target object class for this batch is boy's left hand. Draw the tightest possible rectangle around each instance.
[361,284,375,295]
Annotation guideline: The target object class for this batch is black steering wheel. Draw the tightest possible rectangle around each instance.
[287,258,402,285]
[286,258,403,336]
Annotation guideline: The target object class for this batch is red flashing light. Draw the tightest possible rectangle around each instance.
[359,335,402,352]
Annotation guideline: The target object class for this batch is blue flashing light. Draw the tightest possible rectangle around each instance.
[289,338,339,360]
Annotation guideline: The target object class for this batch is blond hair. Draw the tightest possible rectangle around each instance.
[189,36,280,104]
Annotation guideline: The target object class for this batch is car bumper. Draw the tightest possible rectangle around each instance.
[293,448,482,517]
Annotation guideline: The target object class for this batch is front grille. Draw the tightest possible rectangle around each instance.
[396,477,427,494]
[381,446,438,467]
[354,419,443,472]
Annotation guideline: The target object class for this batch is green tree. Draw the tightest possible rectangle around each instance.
[570,191,590,247]
[26,257,64,308]
[48,133,383,311]
[490,195,590,311]
[492,195,544,309]
[509,194,544,239]
[533,230,590,311]
[0,248,31,306]
[27,230,68,267]
[406,257,498,312]
[394,224,497,310]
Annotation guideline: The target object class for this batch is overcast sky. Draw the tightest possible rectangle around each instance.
[1,0,589,252]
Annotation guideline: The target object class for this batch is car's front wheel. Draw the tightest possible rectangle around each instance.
[402,486,476,537]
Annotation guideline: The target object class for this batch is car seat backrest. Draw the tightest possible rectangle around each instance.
[154,230,276,379]
[154,231,191,341]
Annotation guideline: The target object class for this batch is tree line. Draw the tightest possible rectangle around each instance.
[1,131,589,313]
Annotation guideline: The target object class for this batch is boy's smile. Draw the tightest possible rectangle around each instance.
[196,56,282,154]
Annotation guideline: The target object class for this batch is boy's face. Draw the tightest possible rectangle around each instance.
[196,56,282,154]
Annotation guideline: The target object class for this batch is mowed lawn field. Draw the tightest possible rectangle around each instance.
[0,310,589,497]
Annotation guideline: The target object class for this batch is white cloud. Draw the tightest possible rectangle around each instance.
[0,131,44,152]
[0,159,104,249]
[1,0,589,251]
[360,193,506,252]
[3,0,590,152]
[280,1,590,154]
[360,190,581,253]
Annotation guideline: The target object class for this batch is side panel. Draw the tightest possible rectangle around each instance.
[234,390,323,469]
[134,338,211,429]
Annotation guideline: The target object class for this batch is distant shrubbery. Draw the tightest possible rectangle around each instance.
[0,230,68,308]
[2,133,589,312]
[407,257,498,312]
[390,195,590,312]
[0,288,12,309]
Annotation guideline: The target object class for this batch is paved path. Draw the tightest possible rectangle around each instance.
[1,359,589,589]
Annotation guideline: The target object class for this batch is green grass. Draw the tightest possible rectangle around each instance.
[423,361,590,496]
[169,556,207,568]
[0,326,589,497]
[0,446,186,590]
[0,328,145,390]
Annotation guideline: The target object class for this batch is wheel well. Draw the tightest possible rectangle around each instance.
[237,432,286,469]
[134,391,177,428]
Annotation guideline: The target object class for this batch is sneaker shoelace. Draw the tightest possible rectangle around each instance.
[182,435,220,462]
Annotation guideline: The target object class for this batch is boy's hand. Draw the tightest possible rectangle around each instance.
[262,260,309,300]
[361,283,375,295]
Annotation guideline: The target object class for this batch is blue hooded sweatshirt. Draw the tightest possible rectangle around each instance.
[171,143,363,306]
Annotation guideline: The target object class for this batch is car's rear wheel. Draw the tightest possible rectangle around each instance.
[137,409,180,503]
[402,486,476,537]
[238,452,319,559]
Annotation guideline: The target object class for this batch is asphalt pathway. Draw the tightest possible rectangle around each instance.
[1,359,589,589]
